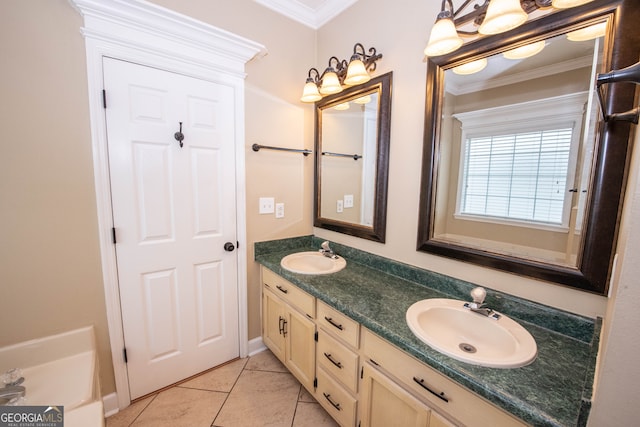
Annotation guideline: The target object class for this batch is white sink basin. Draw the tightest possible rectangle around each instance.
[406,298,537,368]
[280,251,346,275]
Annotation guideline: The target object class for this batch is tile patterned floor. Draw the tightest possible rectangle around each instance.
[105,349,339,427]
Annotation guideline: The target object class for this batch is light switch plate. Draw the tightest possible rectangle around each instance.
[275,203,285,218]
[344,194,354,208]
[337,200,344,213]
[259,197,275,214]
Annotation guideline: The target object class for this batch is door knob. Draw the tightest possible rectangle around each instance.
[224,242,235,252]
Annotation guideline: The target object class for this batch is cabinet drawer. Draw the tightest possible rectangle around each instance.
[316,366,357,427]
[262,268,315,318]
[317,329,359,394]
[362,329,528,427]
[317,300,359,348]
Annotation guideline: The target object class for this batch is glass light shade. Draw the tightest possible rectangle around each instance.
[503,40,546,59]
[552,0,593,8]
[452,58,488,75]
[334,102,350,110]
[354,95,372,104]
[424,17,463,57]
[319,71,342,95]
[478,0,528,35]
[567,22,607,41]
[344,59,370,86]
[300,81,322,103]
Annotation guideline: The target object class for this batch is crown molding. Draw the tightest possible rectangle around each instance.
[253,0,358,29]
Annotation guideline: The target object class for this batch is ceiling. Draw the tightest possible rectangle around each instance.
[253,0,359,29]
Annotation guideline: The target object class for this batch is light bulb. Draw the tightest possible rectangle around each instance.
[319,70,342,95]
[503,40,546,59]
[478,0,528,35]
[300,81,321,103]
[344,59,370,86]
[567,22,607,41]
[424,14,463,57]
[452,58,488,75]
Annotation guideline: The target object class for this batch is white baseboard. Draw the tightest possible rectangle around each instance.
[102,392,119,417]
[248,336,266,356]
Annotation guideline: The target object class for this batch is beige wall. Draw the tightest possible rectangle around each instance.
[0,0,113,392]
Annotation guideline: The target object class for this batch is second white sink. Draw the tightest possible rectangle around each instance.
[406,298,537,368]
[280,251,346,275]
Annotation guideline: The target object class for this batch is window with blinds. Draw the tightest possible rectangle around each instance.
[460,127,573,226]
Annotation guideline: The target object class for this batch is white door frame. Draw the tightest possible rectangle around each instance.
[70,0,266,410]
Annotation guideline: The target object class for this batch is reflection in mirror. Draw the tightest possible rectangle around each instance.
[434,30,604,268]
[418,0,638,295]
[315,72,392,242]
[320,91,378,225]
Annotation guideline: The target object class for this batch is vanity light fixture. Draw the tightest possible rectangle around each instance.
[503,40,546,59]
[425,0,594,57]
[334,102,350,110]
[300,43,382,103]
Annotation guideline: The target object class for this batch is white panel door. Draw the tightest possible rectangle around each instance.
[103,57,239,399]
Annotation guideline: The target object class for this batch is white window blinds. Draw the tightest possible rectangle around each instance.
[460,128,573,225]
[452,93,587,230]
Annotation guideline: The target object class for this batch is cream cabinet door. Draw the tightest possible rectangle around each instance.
[262,287,286,362]
[262,282,316,392]
[284,308,316,391]
[360,362,430,427]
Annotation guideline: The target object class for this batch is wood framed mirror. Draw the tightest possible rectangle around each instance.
[314,72,392,242]
[417,0,638,294]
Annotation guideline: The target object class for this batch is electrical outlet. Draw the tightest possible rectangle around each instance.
[337,200,344,213]
[275,203,285,218]
[259,197,275,214]
[344,194,354,208]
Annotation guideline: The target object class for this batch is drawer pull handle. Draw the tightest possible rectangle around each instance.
[413,377,449,403]
[323,352,343,369]
[324,316,344,330]
[323,392,342,411]
[276,285,288,294]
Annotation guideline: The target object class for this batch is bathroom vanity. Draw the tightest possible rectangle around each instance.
[255,236,599,427]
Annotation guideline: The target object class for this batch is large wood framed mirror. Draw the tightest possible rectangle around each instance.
[418,0,638,294]
[314,72,392,242]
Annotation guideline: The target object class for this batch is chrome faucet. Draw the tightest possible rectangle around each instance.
[0,385,26,403]
[464,287,501,320]
[319,241,339,259]
[1,369,26,405]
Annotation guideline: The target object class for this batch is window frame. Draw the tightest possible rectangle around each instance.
[452,92,588,232]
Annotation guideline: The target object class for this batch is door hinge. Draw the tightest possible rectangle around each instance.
[111,227,117,244]
[314,331,318,342]
[123,348,128,363]
[102,89,107,109]
[313,377,317,389]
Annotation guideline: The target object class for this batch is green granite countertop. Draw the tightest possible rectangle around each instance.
[255,236,599,427]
